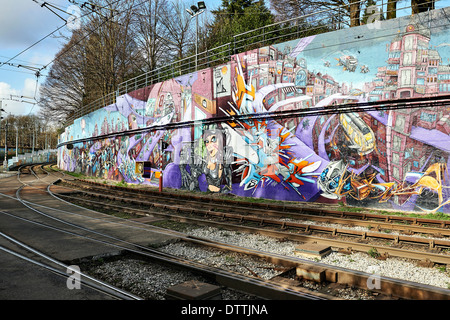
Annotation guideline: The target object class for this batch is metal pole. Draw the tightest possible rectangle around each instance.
[159,137,163,192]
[32,123,35,155]
[196,13,198,70]
[15,126,18,158]
[4,119,7,170]
[0,101,2,172]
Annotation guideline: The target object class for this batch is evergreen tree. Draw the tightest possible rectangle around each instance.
[204,0,274,51]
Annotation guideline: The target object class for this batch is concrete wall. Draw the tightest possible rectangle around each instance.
[58,8,450,214]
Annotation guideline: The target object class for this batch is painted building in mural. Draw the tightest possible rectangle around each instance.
[58,8,450,214]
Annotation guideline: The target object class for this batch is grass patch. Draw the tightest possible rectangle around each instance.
[338,206,363,213]
[368,247,380,259]
[116,180,128,188]
[150,219,197,233]
[65,171,84,178]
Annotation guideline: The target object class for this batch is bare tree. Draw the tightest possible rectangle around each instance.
[82,0,144,103]
[39,29,87,122]
[131,0,171,71]
[386,0,398,19]
[269,0,364,27]
[159,0,195,61]
[39,0,147,123]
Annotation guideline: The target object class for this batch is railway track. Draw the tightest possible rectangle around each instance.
[53,178,450,264]
[0,164,338,300]
[0,230,142,300]
[38,171,450,299]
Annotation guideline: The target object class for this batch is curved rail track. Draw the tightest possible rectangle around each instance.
[2,163,450,300]
[53,177,450,265]
[0,164,338,300]
[27,166,450,300]
[0,231,142,300]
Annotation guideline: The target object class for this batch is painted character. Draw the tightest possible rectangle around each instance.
[317,160,348,199]
[202,129,232,193]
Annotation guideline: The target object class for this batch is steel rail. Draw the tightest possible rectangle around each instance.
[0,202,328,300]
[0,232,141,300]
[3,166,331,300]
[57,179,450,238]
[55,180,450,254]
[74,176,450,229]
[38,171,450,299]
[50,185,450,266]
[46,185,450,299]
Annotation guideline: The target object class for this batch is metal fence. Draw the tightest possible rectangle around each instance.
[62,0,440,127]
[4,149,58,170]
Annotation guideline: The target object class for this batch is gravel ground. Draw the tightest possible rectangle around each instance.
[83,257,260,300]
[181,226,450,290]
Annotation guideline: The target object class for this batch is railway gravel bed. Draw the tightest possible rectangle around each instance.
[80,256,260,300]
[37,170,450,299]
[166,224,450,290]
[77,220,450,300]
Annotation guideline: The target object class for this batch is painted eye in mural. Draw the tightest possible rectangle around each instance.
[320,168,329,182]
[205,136,216,145]
[328,176,340,191]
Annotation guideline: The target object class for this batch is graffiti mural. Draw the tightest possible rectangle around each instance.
[59,8,450,213]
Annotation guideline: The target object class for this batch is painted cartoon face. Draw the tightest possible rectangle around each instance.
[317,160,346,199]
[205,135,218,158]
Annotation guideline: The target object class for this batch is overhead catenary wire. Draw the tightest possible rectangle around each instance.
[0,0,123,72]
[37,0,150,73]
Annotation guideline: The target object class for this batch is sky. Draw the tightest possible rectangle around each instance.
[0,0,222,118]
[1,0,450,118]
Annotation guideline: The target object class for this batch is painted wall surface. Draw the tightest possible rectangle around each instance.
[59,8,450,213]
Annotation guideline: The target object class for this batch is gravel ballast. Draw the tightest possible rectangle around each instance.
[82,224,450,300]
[180,226,450,290]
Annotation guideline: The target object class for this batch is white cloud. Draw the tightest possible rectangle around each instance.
[23,78,40,100]
[0,82,19,100]
[0,79,40,115]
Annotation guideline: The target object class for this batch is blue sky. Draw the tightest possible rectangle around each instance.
[1,0,449,117]
[0,0,222,117]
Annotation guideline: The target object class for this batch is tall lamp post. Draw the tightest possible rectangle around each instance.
[186,1,206,71]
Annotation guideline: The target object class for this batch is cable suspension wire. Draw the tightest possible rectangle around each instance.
[0,0,123,72]
[57,94,450,148]
[38,0,149,73]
